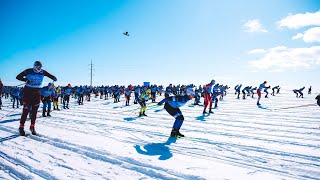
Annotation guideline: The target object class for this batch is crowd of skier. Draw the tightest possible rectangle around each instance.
[0,61,318,137]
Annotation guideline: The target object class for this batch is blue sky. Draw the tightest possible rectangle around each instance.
[1,0,319,89]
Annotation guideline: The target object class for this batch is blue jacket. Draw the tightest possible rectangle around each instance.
[167,95,191,108]
[41,86,54,97]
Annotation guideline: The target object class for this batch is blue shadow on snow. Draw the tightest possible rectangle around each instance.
[0,118,20,124]
[135,137,177,160]
[258,105,270,110]
[0,134,20,143]
[195,113,211,121]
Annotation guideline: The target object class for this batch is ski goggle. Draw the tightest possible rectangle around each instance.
[35,65,42,69]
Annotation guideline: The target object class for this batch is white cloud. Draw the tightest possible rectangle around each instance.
[292,33,304,40]
[248,49,267,54]
[278,11,320,29]
[243,19,268,33]
[248,46,320,71]
[292,27,320,43]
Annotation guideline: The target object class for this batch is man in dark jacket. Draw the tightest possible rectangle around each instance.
[16,61,57,136]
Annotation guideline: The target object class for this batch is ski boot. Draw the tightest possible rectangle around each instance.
[170,128,184,137]
[42,111,46,117]
[19,127,25,136]
[30,126,37,135]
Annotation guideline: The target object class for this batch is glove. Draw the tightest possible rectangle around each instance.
[53,77,57,82]
[26,79,32,84]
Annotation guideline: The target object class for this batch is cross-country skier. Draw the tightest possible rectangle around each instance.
[257,81,267,106]
[250,87,257,98]
[137,87,151,116]
[235,84,242,99]
[264,85,271,98]
[298,87,305,98]
[308,86,312,95]
[293,89,299,97]
[271,86,279,96]
[158,84,173,105]
[16,61,57,136]
[164,86,194,137]
[63,84,72,109]
[41,83,54,117]
[53,87,61,110]
[203,80,215,114]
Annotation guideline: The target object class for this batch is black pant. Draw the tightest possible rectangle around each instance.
[78,94,84,105]
[63,95,70,107]
[164,102,183,120]
[20,86,41,127]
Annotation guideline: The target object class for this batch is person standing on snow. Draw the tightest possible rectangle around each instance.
[63,84,72,109]
[298,87,305,98]
[257,81,267,106]
[16,61,57,136]
[137,87,151,116]
[164,87,195,137]
[203,80,215,114]
[41,83,55,117]
[53,86,61,110]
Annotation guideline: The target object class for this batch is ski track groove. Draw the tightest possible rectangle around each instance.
[0,125,203,180]
[0,93,319,179]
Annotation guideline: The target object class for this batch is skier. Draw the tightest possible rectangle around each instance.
[219,85,226,100]
[194,87,201,105]
[234,85,239,95]
[164,87,194,137]
[53,87,61,110]
[203,80,215,114]
[11,87,21,108]
[264,85,271,98]
[250,87,257,98]
[308,86,312,94]
[271,86,279,96]
[77,85,85,105]
[298,87,305,98]
[41,83,54,117]
[235,84,242,99]
[63,84,72,109]
[211,83,219,108]
[242,86,250,99]
[16,61,57,136]
[158,84,173,105]
[257,81,267,106]
[150,84,157,103]
[137,87,151,116]
[124,85,132,106]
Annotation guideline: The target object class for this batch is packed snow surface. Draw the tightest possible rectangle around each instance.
[0,91,319,179]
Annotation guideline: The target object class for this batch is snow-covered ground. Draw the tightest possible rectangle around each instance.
[0,91,319,179]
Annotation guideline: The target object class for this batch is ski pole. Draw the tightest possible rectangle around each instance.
[16,82,26,87]
[273,103,317,111]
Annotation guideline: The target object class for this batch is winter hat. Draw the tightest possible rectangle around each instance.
[34,61,42,68]
[186,88,195,96]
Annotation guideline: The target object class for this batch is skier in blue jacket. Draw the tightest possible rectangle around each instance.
[41,83,54,117]
[16,61,57,135]
[164,87,194,137]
